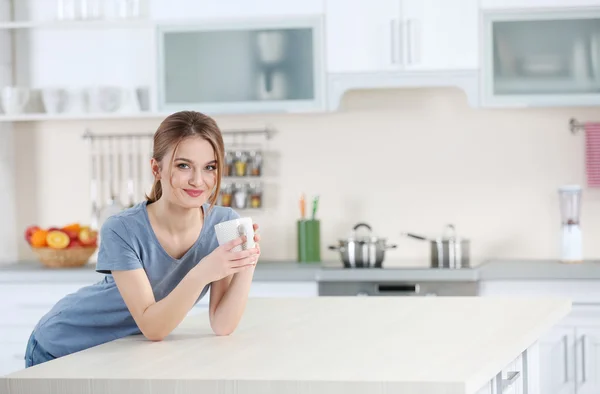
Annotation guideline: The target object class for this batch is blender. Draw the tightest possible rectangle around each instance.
[559,185,582,263]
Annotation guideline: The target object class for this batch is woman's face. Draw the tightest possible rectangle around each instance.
[152,136,218,209]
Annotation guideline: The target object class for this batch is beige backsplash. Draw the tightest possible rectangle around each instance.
[12,87,600,266]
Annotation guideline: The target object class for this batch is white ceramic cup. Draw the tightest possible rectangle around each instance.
[214,217,255,252]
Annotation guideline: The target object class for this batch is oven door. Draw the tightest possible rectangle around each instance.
[317,281,478,297]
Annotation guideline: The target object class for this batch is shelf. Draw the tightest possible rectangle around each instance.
[0,112,167,122]
[0,19,155,30]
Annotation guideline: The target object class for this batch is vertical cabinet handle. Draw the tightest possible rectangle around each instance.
[406,18,419,65]
[390,19,397,64]
[563,335,569,383]
[581,335,587,384]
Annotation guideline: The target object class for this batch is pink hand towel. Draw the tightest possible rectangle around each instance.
[585,122,600,187]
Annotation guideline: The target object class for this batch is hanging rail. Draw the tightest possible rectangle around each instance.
[570,118,585,135]
[82,126,276,140]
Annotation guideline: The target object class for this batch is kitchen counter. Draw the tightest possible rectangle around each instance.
[2,259,600,284]
[0,297,571,394]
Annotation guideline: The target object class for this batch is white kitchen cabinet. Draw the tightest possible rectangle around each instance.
[539,327,577,394]
[401,0,479,70]
[324,0,479,73]
[157,16,325,114]
[481,0,600,10]
[481,8,600,107]
[150,0,324,20]
[480,279,600,394]
[325,0,401,73]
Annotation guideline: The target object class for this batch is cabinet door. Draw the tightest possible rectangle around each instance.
[538,327,577,394]
[482,9,600,107]
[325,0,401,73]
[151,0,325,19]
[575,327,600,394]
[158,17,324,113]
[481,0,600,10]
[401,0,479,70]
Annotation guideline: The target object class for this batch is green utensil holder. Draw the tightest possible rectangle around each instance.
[297,219,321,263]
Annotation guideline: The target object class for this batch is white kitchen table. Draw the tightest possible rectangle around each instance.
[0,296,571,394]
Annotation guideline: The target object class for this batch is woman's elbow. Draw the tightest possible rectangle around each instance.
[140,326,169,342]
[211,324,235,336]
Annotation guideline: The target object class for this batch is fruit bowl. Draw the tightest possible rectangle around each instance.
[25,223,98,269]
[31,246,97,268]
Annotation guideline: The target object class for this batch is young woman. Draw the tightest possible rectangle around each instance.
[24,110,261,368]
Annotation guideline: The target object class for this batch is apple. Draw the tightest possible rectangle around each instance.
[68,239,83,248]
[78,227,98,246]
[24,225,40,244]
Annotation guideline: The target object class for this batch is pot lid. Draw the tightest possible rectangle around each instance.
[343,222,387,242]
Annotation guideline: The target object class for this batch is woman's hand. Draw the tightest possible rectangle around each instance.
[199,235,260,284]
[252,223,261,258]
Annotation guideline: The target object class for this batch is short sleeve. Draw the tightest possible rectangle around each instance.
[95,216,143,274]
[227,207,241,221]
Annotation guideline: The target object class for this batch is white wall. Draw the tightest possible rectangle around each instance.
[10,87,600,266]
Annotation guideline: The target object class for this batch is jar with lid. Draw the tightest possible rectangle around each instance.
[249,183,263,208]
[220,183,233,207]
[248,150,263,176]
[233,183,248,209]
[234,151,248,177]
[223,151,235,177]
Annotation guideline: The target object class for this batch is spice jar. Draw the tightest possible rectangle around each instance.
[220,183,233,207]
[248,150,263,176]
[233,183,248,209]
[234,151,248,177]
[249,183,262,208]
[223,151,235,177]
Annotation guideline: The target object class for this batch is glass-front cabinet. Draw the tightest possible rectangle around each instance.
[482,9,600,107]
[156,17,324,114]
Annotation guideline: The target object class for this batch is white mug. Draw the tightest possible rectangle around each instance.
[214,217,255,252]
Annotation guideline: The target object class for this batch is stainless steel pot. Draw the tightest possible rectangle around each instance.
[403,224,470,269]
[329,223,397,268]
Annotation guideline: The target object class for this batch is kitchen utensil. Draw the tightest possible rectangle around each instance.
[99,139,124,225]
[559,185,582,264]
[214,217,255,252]
[126,137,135,207]
[311,195,319,219]
[89,138,99,230]
[256,30,287,65]
[403,224,470,269]
[328,223,397,268]
[299,193,306,219]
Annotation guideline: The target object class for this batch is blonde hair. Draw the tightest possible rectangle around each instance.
[146,111,225,210]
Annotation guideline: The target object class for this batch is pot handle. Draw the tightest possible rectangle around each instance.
[328,245,339,250]
[353,223,372,232]
[386,244,398,249]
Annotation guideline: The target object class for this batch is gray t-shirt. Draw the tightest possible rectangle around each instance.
[33,201,239,358]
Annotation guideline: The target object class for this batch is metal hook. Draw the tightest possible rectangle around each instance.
[570,118,584,135]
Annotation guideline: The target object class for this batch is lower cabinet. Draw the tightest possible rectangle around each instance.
[539,324,600,394]
[480,280,600,394]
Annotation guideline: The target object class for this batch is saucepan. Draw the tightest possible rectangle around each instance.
[402,224,470,269]
[329,223,397,268]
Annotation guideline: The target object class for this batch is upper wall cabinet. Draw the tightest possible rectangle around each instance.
[325,0,479,74]
[157,17,325,114]
[481,0,600,10]
[481,8,600,107]
[150,0,325,19]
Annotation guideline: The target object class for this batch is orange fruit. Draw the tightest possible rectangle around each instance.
[30,229,48,248]
[62,223,80,233]
[46,230,70,249]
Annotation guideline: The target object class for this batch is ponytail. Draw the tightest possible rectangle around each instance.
[146,180,162,203]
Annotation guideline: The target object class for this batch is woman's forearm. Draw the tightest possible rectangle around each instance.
[138,266,210,340]
[210,266,255,335]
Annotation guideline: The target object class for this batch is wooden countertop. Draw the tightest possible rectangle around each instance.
[1,297,571,394]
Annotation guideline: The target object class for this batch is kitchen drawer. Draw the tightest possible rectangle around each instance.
[495,352,525,394]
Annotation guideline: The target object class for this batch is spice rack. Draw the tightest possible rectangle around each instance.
[219,149,264,210]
